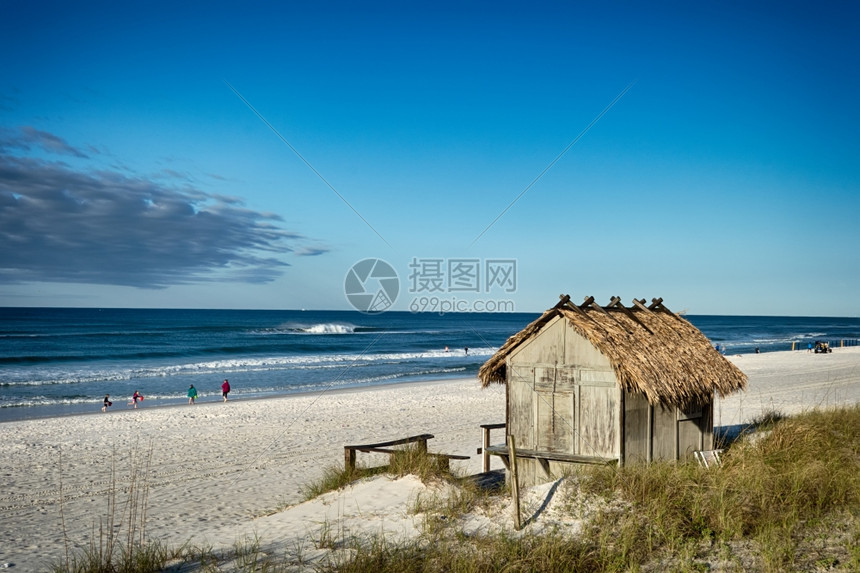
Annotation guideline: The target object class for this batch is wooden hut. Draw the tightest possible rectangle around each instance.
[479,295,747,487]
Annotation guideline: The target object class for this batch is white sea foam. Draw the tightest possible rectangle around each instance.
[0,348,496,387]
[297,323,356,334]
[252,322,363,335]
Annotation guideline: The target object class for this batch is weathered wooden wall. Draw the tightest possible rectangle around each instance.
[505,316,715,486]
[652,403,676,461]
[624,392,714,464]
[506,316,621,487]
[623,391,650,463]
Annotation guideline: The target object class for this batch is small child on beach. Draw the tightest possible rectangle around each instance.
[188,384,198,405]
[128,390,142,408]
[102,394,112,412]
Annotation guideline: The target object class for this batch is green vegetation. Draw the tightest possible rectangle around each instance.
[298,463,387,502]
[576,405,860,571]
[52,405,860,572]
[317,405,860,573]
[300,444,455,501]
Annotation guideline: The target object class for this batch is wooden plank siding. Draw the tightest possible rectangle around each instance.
[536,390,574,452]
[564,325,613,370]
[503,315,715,487]
[678,419,703,461]
[509,365,535,450]
[624,391,650,464]
[507,316,622,468]
[578,385,619,458]
[652,404,676,461]
[508,316,565,365]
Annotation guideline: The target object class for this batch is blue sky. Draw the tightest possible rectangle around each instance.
[1,1,858,315]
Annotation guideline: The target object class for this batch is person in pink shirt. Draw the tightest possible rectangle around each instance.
[128,390,142,408]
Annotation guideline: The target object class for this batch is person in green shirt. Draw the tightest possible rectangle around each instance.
[187,384,198,405]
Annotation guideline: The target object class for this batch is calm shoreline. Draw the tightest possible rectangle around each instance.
[0,374,472,424]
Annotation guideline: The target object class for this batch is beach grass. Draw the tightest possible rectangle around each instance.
[50,445,180,573]
[301,443,459,501]
[298,463,388,502]
[318,404,860,572]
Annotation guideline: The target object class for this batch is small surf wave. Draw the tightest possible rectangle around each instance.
[252,322,386,335]
[295,323,357,334]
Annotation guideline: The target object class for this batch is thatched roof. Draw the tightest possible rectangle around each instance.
[479,295,747,407]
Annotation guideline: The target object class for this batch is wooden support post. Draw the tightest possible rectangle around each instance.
[508,434,522,531]
[344,447,356,471]
[482,426,491,472]
[647,403,653,463]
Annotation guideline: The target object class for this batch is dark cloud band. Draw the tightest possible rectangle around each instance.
[0,133,325,288]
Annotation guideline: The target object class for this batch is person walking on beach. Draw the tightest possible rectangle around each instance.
[221,379,230,402]
[102,394,112,413]
[187,384,198,405]
[128,390,142,408]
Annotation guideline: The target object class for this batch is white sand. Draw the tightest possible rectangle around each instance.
[719,346,860,428]
[0,379,506,571]
[1,348,859,571]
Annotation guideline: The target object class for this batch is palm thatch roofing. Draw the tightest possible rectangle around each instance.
[479,295,747,407]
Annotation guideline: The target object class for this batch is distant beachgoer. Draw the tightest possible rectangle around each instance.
[128,390,142,408]
[102,394,112,413]
[221,379,230,402]
[755,347,760,354]
[808,342,813,353]
[444,346,449,353]
[188,384,198,405]
[464,347,469,355]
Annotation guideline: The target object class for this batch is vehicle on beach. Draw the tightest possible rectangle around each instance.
[814,341,832,353]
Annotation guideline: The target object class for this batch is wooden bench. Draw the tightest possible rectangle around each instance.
[344,434,470,472]
[484,444,617,473]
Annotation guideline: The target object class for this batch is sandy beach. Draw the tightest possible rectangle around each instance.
[1,348,859,571]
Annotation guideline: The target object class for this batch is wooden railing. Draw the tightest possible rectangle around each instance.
[344,434,469,471]
[479,423,506,472]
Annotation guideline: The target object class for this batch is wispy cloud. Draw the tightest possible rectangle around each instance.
[0,125,91,158]
[294,246,329,257]
[157,168,191,181]
[0,132,323,288]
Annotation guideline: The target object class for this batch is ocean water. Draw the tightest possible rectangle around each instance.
[1,308,858,422]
